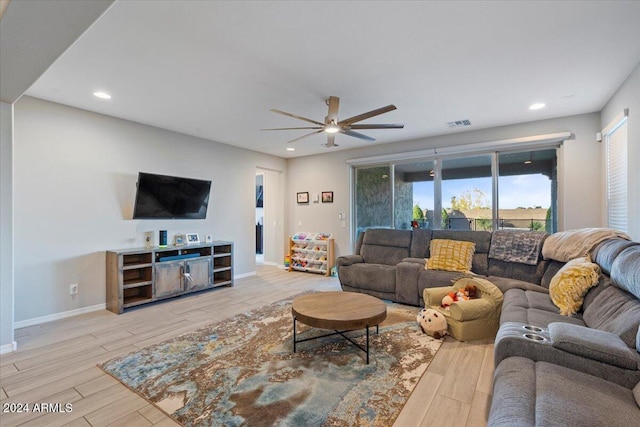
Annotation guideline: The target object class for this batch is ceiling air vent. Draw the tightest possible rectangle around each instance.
[447,119,471,128]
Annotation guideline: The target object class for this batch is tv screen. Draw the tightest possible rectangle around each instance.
[132,172,211,219]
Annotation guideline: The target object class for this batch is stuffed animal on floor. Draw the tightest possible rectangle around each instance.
[441,284,478,308]
[417,308,448,339]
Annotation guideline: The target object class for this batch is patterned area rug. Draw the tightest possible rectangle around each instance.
[100,293,442,426]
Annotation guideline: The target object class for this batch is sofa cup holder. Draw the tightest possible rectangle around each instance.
[522,325,544,333]
[523,333,546,342]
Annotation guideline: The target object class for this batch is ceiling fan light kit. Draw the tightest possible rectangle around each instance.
[262,96,404,147]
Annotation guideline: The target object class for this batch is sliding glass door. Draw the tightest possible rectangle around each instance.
[353,148,557,239]
[498,149,556,232]
[355,166,392,235]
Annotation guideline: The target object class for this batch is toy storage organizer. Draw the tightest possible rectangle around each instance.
[289,232,335,276]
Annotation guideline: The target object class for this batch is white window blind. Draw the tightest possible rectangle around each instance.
[605,113,628,232]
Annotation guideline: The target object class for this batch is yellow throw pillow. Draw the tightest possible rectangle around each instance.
[426,239,476,273]
[549,256,601,316]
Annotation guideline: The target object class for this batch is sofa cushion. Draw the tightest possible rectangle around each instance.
[591,238,639,276]
[426,239,475,272]
[340,263,397,294]
[487,275,548,294]
[360,228,412,265]
[500,289,585,327]
[583,285,640,348]
[548,256,601,316]
[611,245,640,300]
[488,258,549,286]
[548,323,638,369]
[541,260,565,288]
[635,381,640,408]
[409,228,431,259]
[488,357,640,427]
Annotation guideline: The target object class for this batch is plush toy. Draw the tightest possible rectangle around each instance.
[441,284,477,308]
[417,308,448,339]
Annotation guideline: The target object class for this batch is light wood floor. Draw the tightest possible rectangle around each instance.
[0,265,493,427]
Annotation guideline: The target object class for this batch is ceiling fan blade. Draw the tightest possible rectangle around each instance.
[326,96,340,124]
[323,134,338,147]
[349,124,404,129]
[285,129,324,144]
[339,105,397,126]
[261,126,323,131]
[270,109,325,126]
[341,129,376,142]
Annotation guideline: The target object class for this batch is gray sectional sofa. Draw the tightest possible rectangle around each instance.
[337,228,551,307]
[489,241,640,426]
[336,227,640,426]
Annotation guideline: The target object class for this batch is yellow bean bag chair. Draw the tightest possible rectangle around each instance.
[423,277,504,341]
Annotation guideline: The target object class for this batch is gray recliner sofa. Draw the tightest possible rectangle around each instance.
[494,241,640,388]
[488,241,640,425]
[337,228,551,307]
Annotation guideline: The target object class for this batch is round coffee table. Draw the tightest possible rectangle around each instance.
[291,291,387,364]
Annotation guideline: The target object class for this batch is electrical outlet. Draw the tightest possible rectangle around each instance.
[69,284,78,295]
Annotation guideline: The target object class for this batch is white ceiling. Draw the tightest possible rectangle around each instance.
[14,1,640,158]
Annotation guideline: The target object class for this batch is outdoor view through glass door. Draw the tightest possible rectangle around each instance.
[354,148,557,238]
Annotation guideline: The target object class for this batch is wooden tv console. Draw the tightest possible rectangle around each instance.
[106,241,233,314]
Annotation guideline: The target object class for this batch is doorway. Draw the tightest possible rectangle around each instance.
[256,173,264,264]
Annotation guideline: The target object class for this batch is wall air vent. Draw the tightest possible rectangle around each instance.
[447,119,471,128]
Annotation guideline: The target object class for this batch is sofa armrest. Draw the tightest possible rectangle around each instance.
[336,255,364,267]
[395,261,425,306]
[449,298,495,321]
[548,322,639,370]
[423,287,453,307]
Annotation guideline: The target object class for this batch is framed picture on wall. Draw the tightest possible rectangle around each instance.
[297,192,309,204]
[322,191,333,203]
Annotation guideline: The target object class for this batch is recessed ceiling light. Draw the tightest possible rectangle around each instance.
[529,102,545,110]
[286,147,295,151]
[93,91,111,99]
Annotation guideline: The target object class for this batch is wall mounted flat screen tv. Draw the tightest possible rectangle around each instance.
[132,172,211,219]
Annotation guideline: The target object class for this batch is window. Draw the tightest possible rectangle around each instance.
[394,160,435,229]
[442,155,493,230]
[498,149,556,232]
[604,112,629,232]
[352,146,559,238]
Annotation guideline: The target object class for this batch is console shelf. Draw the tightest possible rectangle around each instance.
[106,241,233,314]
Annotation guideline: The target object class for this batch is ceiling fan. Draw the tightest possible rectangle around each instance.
[262,96,404,147]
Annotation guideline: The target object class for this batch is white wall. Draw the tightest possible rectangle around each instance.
[13,96,287,323]
[287,112,602,256]
[0,101,15,352]
[601,62,640,241]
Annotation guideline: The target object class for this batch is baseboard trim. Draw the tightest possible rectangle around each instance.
[14,303,107,329]
[0,341,17,354]
[235,271,257,280]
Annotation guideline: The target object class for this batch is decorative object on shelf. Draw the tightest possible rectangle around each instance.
[205,234,213,244]
[159,230,168,247]
[297,192,309,204]
[144,231,154,248]
[321,191,333,203]
[186,233,200,245]
[289,232,334,276]
[174,233,185,246]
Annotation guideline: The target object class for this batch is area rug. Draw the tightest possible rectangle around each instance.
[99,293,442,426]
